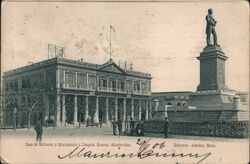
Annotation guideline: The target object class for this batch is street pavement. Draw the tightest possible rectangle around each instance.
[1,125,248,142]
[1,126,249,164]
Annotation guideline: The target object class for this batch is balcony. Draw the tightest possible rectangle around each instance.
[62,83,95,91]
[133,90,142,95]
[117,88,126,94]
[97,87,129,94]
[133,90,151,96]
[61,83,150,95]
[98,87,109,92]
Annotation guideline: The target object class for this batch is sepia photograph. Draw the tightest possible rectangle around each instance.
[0,1,249,164]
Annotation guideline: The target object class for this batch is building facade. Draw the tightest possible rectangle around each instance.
[2,57,152,128]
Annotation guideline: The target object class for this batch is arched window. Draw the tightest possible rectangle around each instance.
[177,103,181,107]
[183,103,186,106]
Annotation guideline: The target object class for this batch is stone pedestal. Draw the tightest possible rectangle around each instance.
[189,45,239,111]
[233,96,240,110]
[188,89,236,110]
[197,45,229,91]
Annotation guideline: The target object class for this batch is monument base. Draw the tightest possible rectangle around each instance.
[188,89,236,110]
[197,45,229,91]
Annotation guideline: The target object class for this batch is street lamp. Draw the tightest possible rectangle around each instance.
[13,107,17,131]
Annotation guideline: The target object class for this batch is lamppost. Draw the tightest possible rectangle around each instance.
[13,107,17,131]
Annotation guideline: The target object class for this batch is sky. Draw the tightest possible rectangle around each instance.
[1,1,249,92]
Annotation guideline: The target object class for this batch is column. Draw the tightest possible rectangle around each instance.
[145,100,149,120]
[105,97,110,124]
[131,99,134,119]
[233,96,240,120]
[56,94,61,127]
[115,98,118,121]
[63,70,66,88]
[154,100,159,112]
[149,100,152,119]
[18,78,22,109]
[44,71,46,88]
[96,75,99,91]
[106,77,109,91]
[75,72,78,88]
[56,69,60,88]
[123,98,126,121]
[116,79,118,92]
[233,96,240,110]
[61,95,66,127]
[93,96,99,124]
[139,81,142,94]
[124,80,127,93]
[73,95,78,125]
[123,98,127,132]
[138,99,142,120]
[43,93,49,123]
[86,73,89,89]
[132,80,134,93]
[84,96,89,123]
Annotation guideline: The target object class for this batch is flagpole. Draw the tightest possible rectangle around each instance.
[109,25,112,60]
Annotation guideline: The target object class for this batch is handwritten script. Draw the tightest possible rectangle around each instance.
[58,138,211,164]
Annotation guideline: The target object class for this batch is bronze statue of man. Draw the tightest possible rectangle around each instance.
[206,8,219,46]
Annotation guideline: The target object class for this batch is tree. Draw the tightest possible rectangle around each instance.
[46,87,57,129]
[0,90,21,129]
[46,87,66,129]
[0,93,14,128]
[25,90,41,130]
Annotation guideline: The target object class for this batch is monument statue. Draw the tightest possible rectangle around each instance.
[206,8,219,46]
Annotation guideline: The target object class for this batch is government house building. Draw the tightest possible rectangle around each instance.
[2,57,152,128]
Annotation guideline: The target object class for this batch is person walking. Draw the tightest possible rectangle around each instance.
[118,119,123,135]
[44,115,48,127]
[34,120,43,143]
[99,111,103,128]
[130,118,135,136]
[164,117,169,139]
[112,120,117,135]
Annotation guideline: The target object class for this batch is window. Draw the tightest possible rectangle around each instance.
[67,74,74,87]
[78,75,87,88]
[27,79,31,88]
[99,79,107,88]
[21,79,31,88]
[88,76,96,89]
[14,81,18,91]
[109,80,116,88]
[134,83,140,91]
[6,83,9,91]
[22,80,26,88]
[120,81,125,89]
[10,83,13,89]
[141,82,147,93]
